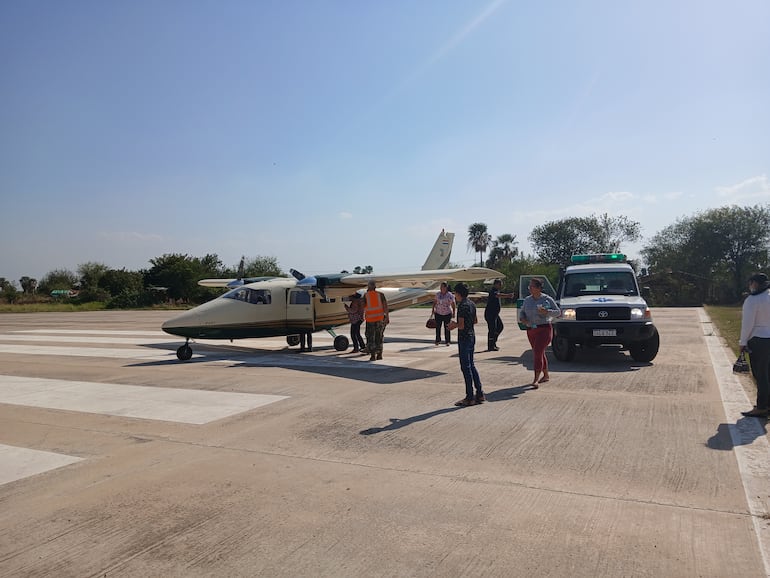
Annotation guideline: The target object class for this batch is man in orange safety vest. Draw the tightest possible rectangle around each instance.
[364,280,389,361]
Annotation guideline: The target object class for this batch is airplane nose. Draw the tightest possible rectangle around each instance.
[162,309,201,338]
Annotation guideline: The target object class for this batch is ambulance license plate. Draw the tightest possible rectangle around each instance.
[593,329,616,337]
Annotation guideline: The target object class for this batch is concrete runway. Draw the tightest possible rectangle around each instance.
[0,307,768,577]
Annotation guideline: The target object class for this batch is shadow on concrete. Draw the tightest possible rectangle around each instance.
[484,384,534,402]
[130,344,444,384]
[706,417,768,450]
[360,407,461,435]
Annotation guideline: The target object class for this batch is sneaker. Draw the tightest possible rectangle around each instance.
[445,342,450,346]
[376,353,382,360]
[475,393,486,403]
[369,355,376,361]
[454,398,476,407]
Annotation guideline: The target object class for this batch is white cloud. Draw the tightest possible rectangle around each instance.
[716,175,770,201]
[339,211,353,219]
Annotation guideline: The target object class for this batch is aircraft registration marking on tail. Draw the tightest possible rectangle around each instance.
[0,444,83,486]
[0,375,288,425]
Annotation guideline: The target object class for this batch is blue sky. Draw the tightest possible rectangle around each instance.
[2,0,769,284]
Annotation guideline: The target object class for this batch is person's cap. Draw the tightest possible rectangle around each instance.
[749,273,769,284]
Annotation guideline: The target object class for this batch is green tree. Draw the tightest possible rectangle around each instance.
[19,276,37,294]
[243,256,283,277]
[529,214,641,265]
[353,265,373,274]
[528,217,601,265]
[38,269,78,295]
[76,262,111,302]
[145,254,222,302]
[486,233,518,269]
[596,213,642,253]
[467,223,492,266]
[642,204,770,302]
[78,262,109,291]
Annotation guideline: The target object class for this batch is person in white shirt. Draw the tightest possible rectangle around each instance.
[432,282,456,346]
[739,272,770,417]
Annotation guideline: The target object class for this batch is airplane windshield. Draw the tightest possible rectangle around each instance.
[223,287,272,304]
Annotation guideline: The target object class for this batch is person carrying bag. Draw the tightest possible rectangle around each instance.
[432,282,456,346]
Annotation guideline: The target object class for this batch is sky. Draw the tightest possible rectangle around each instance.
[2,0,769,285]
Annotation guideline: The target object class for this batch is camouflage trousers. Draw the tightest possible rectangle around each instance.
[365,320,387,354]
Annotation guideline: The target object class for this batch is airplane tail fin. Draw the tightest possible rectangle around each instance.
[421,230,454,270]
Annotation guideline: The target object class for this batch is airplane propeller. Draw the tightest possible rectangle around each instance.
[225,256,247,289]
[291,268,330,300]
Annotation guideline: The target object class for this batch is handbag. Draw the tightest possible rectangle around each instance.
[426,316,437,329]
[733,351,750,373]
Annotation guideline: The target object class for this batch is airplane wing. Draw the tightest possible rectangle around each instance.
[198,276,280,288]
[337,267,503,289]
[198,278,238,288]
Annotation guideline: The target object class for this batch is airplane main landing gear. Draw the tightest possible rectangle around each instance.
[333,335,349,351]
[286,335,301,347]
[176,340,193,361]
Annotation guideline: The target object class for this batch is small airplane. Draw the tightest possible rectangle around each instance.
[162,230,502,360]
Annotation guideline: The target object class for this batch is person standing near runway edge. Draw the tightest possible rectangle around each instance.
[432,282,456,346]
[484,279,513,351]
[450,282,485,406]
[364,280,389,361]
[739,272,770,418]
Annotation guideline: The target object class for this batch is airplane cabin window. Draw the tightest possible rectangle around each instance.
[290,291,311,305]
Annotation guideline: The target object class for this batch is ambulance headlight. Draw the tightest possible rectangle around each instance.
[561,308,576,320]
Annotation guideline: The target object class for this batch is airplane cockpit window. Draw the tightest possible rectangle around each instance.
[223,287,271,304]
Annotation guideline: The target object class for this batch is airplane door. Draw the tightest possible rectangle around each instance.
[287,289,315,333]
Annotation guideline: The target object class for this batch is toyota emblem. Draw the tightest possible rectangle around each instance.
[598,310,609,318]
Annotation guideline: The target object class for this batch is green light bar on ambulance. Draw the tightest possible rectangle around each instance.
[570,253,627,264]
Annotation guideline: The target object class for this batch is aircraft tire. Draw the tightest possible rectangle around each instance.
[286,335,301,347]
[333,335,349,351]
[176,344,193,361]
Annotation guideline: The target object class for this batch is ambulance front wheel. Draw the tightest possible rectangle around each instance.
[551,334,576,362]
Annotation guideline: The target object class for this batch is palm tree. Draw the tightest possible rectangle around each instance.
[467,223,492,267]
[486,233,518,268]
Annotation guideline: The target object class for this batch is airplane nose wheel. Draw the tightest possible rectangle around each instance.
[176,341,193,361]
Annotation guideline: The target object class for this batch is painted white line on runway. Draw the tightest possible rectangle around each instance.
[0,443,83,486]
[17,329,169,336]
[0,343,176,360]
[700,308,770,575]
[0,334,178,345]
[0,375,288,424]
